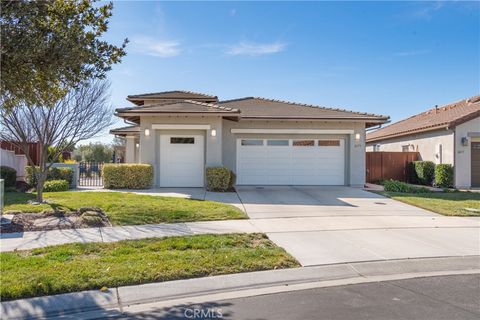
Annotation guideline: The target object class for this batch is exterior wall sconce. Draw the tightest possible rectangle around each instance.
[135,143,140,148]
[461,137,469,146]
[211,129,217,137]
[355,133,361,141]
[144,128,150,136]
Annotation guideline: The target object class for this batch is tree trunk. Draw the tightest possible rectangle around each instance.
[36,171,48,203]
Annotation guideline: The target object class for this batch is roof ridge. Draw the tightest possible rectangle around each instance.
[221,96,387,118]
[183,99,239,112]
[127,90,217,99]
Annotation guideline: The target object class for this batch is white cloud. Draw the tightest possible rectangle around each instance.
[395,49,430,57]
[411,1,444,20]
[132,36,181,58]
[226,41,287,56]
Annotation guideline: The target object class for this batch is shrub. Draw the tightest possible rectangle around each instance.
[0,166,17,187]
[412,161,435,185]
[206,167,232,192]
[228,170,236,190]
[383,179,430,193]
[26,167,74,187]
[435,164,454,188]
[102,164,153,189]
[43,180,69,192]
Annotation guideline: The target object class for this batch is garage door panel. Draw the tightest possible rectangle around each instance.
[237,138,345,185]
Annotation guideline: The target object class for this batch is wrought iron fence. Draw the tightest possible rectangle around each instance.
[78,162,104,186]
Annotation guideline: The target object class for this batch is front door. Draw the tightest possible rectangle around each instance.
[159,135,204,187]
[471,142,480,187]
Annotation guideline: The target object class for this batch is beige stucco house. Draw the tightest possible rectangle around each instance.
[366,96,480,188]
[111,90,388,188]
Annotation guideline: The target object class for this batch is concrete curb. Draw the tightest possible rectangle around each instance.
[2,256,479,320]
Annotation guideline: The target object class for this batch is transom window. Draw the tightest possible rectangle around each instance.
[293,140,315,147]
[318,140,340,147]
[171,137,194,144]
[241,139,263,146]
[267,140,289,146]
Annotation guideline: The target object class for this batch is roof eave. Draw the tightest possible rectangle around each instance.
[366,124,451,143]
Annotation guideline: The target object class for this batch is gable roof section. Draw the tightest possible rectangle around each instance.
[367,95,480,143]
[127,90,218,105]
[109,125,140,136]
[115,100,240,123]
[218,97,389,124]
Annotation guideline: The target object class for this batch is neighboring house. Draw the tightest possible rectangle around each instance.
[366,96,480,188]
[110,90,388,188]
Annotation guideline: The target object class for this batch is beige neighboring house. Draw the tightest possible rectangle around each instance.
[110,90,388,188]
[366,96,480,188]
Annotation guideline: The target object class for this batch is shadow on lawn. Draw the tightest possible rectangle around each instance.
[4,192,76,212]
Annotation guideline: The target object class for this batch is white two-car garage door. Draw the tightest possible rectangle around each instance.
[237,138,345,185]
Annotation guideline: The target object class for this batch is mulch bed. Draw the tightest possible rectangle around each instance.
[0,207,111,233]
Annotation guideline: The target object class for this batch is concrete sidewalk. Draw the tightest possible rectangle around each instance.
[1,256,478,320]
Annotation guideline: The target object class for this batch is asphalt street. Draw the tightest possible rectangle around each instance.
[117,274,480,320]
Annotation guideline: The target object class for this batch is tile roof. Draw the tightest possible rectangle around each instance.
[127,90,218,105]
[116,100,240,114]
[109,125,140,136]
[367,95,480,142]
[218,97,388,121]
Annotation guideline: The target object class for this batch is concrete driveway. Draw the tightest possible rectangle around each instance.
[236,186,480,266]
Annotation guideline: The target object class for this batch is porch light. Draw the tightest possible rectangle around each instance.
[355,133,361,141]
[144,128,150,136]
[135,143,139,148]
[211,129,217,137]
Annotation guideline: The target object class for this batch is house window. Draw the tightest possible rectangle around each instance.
[318,140,340,147]
[402,145,410,152]
[170,137,194,144]
[293,140,315,147]
[373,144,381,152]
[267,140,289,146]
[241,139,263,146]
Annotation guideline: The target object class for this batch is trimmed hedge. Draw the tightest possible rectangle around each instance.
[206,167,234,192]
[103,164,153,189]
[435,164,454,188]
[0,166,17,187]
[26,167,74,187]
[43,180,69,192]
[412,161,435,186]
[383,179,430,193]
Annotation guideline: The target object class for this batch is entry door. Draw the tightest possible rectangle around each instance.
[160,135,204,187]
[472,142,480,187]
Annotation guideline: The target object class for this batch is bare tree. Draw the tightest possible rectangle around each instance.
[1,80,114,202]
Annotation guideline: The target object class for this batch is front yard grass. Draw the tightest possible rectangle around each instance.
[0,233,299,301]
[380,191,480,216]
[3,191,246,225]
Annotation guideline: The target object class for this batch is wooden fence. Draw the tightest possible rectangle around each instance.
[366,152,419,183]
[1,141,41,165]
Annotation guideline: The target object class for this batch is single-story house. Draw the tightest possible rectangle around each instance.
[110,90,389,188]
[366,95,480,188]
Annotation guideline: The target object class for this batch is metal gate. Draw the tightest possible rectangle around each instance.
[78,162,104,186]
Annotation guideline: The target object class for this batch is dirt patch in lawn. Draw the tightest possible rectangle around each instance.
[1,207,111,233]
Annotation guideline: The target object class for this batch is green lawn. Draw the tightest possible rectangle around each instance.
[0,233,299,301]
[380,191,480,216]
[3,191,246,225]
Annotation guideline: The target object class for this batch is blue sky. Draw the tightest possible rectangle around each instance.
[91,1,479,144]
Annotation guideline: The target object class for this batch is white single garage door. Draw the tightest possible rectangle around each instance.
[160,135,204,187]
[237,138,345,185]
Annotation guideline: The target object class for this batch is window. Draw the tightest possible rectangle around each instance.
[171,137,194,144]
[293,140,314,146]
[373,144,381,152]
[241,139,263,146]
[402,145,410,152]
[318,140,340,147]
[267,140,289,146]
